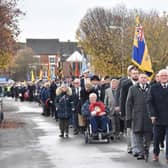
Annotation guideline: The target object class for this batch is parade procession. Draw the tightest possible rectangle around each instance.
[1,0,168,168]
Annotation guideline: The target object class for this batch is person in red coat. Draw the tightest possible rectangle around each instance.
[82,93,109,134]
[89,101,106,117]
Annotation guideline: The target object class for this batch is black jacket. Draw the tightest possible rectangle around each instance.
[120,79,133,117]
[148,82,168,125]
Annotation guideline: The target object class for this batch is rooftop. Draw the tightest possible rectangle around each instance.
[26,39,80,57]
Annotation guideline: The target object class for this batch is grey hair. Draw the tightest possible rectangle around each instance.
[110,78,119,87]
[158,69,168,76]
[89,93,97,99]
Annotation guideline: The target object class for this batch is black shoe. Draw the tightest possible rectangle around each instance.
[160,142,164,148]
[133,153,139,157]
[59,134,64,138]
[92,133,98,137]
[127,150,132,154]
[65,134,69,138]
[137,155,144,160]
[73,130,79,135]
[111,136,114,140]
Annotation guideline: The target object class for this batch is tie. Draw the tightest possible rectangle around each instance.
[142,84,146,90]
[163,84,167,88]
[112,89,116,96]
[76,88,79,95]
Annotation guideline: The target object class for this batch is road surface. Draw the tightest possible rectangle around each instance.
[0,97,167,168]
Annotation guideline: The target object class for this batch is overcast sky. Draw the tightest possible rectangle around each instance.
[17,0,168,42]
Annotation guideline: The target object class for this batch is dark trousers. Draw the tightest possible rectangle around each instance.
[72,110,79,130]
[111,115,120,135]
[50,102,57,118]
[120,119,125,133]
[59,118,69,134]
[135,132,152,155]
[89,116,109,133]
[153,125,168,159]
[42,103,50,116]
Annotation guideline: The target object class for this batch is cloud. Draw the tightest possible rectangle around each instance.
[17,0,168,42]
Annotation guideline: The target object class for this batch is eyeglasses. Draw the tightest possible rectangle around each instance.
[160,75,168,77]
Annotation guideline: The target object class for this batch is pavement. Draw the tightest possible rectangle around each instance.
[0,97,168,168]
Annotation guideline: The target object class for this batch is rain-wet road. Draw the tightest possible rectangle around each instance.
[0,98,167,168]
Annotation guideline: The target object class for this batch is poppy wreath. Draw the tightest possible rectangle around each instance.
[24,91,29,100]
[89,101,106,116]
[45,98,51,108]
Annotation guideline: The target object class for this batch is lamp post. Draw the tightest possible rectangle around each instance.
[110,26,124,76]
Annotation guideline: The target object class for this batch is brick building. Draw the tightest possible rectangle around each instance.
[26,38,80,79]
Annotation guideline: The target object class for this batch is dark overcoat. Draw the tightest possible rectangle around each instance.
[120,79,133,117]
[126,83,152,133]
[148,83,168,126]
[55,87,73,119]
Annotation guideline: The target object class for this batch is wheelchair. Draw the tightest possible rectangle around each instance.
[84,116,112,144]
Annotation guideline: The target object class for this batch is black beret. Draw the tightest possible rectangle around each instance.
[90,75,100,81]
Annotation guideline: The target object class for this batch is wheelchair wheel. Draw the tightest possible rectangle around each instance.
[85,132,89,144]
[144,146,149,162]
[107,137,111,143]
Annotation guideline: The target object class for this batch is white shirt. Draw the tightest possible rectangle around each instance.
[139,83,147,90]
[131,79,137,85]
[161,83,168,88]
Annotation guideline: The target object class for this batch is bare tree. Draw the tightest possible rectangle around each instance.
[76,5,133,76]
[76,5,168,76]
[11,47,35,81]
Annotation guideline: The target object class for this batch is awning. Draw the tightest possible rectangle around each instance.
[66,51,83,62]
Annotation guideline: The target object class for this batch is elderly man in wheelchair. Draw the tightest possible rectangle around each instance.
[81,93,111,139]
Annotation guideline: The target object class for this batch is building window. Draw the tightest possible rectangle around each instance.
[48,55,55,64]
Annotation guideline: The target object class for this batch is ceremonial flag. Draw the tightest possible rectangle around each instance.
[81,55,88,73]
[74,61,80,77]
[26,71,30,81]
[39,67,43,80]
[69,62,73,77]
[47,62,51,81]
[132,16,154,78]
[31,69,35,82]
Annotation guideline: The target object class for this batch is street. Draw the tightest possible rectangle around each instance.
[0,98,167,168]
